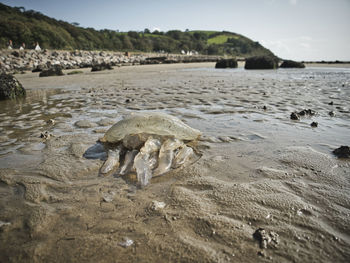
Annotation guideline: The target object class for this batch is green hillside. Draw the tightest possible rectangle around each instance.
[0,3,275,57]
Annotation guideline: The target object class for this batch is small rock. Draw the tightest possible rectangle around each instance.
[39,65,64,77]
[150,201,166,211]
[290,112,300,120]
[40,131,52,139]
[298,109,316,116]
[91,62,113,72]
[47,119,55,125]
[11,51,20,57]
[328,101,334,105]
[291,109,316,120]
[32,65,46,72]
[333,146,350,158]
[102,191,115,203]
[310,122,318,127]
[119,238,134,247]
[328,111,335,117]
[253,228,279,249]
[0,73,26,100]
[263,105,267,110]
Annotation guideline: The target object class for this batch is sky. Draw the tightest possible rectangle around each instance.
[1,0,350,61]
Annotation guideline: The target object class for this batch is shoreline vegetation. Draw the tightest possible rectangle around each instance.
[303,60,350,64]
[0,3,274,58]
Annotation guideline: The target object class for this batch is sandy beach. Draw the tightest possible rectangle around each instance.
[0,63,349,262]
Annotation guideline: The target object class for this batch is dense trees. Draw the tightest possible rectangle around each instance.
[0,3,275,57]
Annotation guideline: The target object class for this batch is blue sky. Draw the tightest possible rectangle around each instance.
[2,0,350,61]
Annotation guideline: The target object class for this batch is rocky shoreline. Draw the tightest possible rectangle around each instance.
[0,49,220,74]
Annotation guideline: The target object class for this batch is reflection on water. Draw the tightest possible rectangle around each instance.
[0,67,350,168]
[0,89,67,156]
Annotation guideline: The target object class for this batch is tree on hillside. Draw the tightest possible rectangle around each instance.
[166,30,182,40]
[0,2,276,57]
[121,35,133,50]
[127,31,140,39]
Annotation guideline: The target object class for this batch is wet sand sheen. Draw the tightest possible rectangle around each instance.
[0,63,349,262]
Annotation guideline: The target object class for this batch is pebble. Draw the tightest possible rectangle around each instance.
[333,146,350,158]
[119,238,134,247]
[253,228,279,249]
[290,112,300,120]
[40,131,52,139]
[102,191,115,203]
[150,200,166,211]
[329,111,335,117]
[47,119,55,125]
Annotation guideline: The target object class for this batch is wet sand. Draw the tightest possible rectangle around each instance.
[0,63,349,262]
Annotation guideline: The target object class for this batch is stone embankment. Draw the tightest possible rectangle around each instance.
[0,49,220,73]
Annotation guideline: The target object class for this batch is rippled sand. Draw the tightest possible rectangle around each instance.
[0,63,349,262]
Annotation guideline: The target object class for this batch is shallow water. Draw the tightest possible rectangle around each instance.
[1,66,349,166]
[0,64,349,262]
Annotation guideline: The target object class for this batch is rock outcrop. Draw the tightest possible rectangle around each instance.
[39,65,64,77]
[333,146,350,158]
[244,56,278,70]
[91,62,113,72]
[280,60,305,68]
[0,73,26,100]
[215,58,238,68]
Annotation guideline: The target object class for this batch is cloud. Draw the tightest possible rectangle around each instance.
[289,0,298,5]
[152,27,161,32]
[261,39,291,57]
[261,36,317,59]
